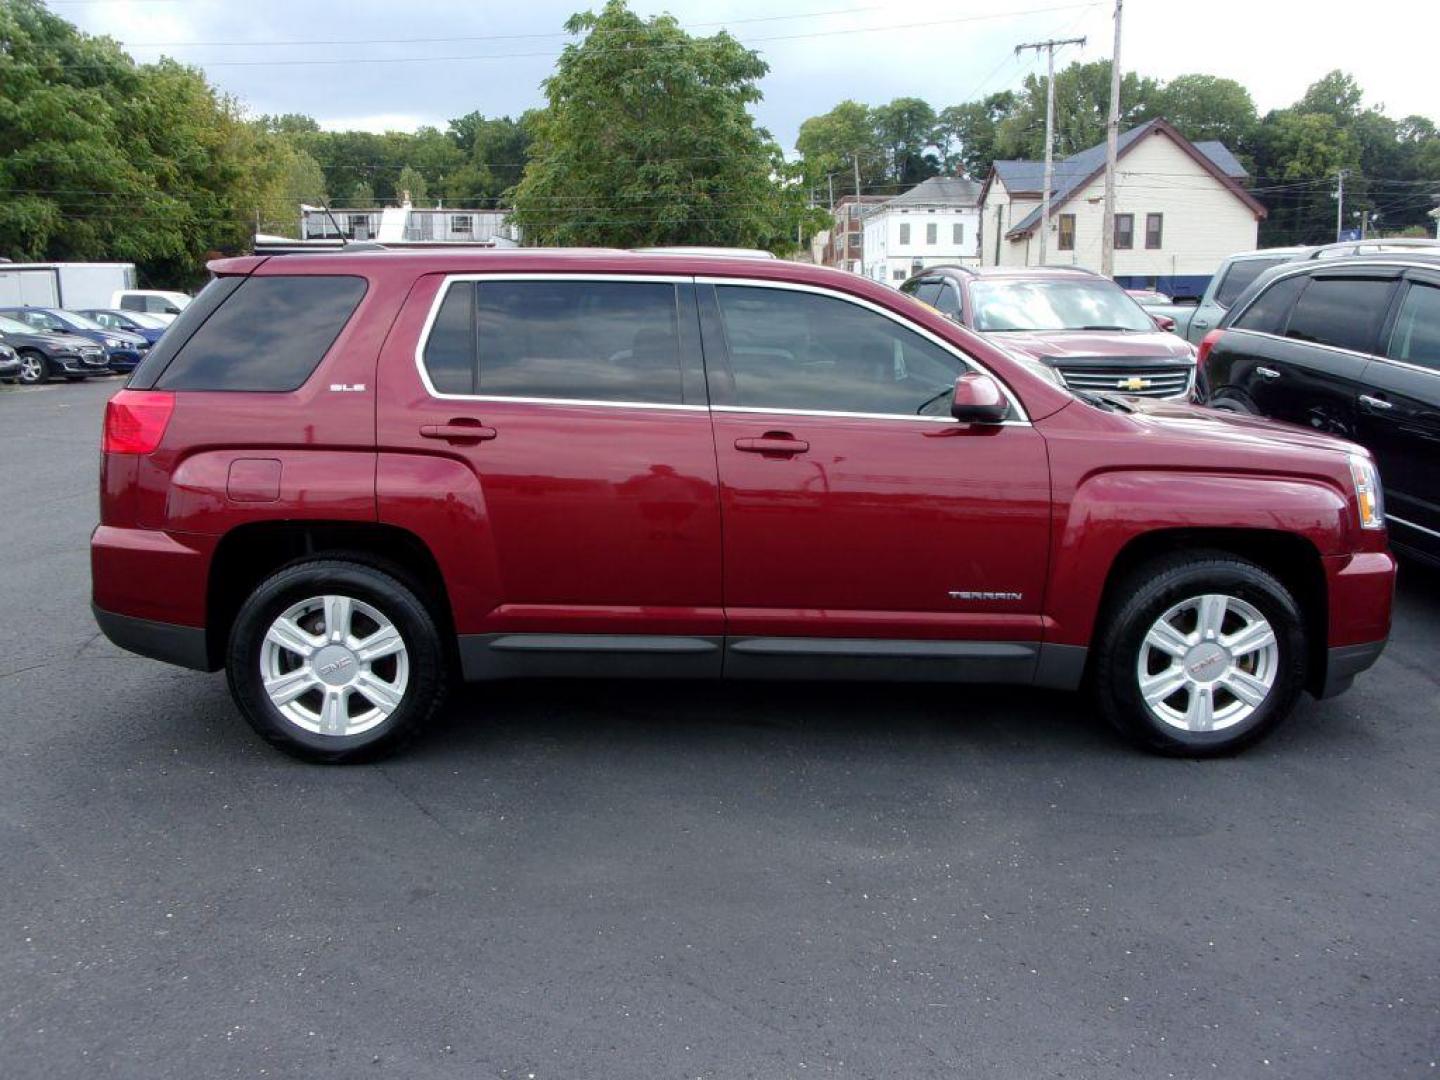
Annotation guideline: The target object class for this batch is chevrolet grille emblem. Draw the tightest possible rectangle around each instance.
[1118,377,1151,391]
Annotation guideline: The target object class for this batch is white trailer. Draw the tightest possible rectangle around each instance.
[0,262,138,310]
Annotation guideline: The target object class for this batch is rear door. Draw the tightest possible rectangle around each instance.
[377,273,724,673]
[1359,270,1440,550]
[699,279,1051,679]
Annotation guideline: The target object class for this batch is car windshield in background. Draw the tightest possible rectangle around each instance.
[1214,257,1291,307]
[59,312,108,331]
[971,280,1155,332]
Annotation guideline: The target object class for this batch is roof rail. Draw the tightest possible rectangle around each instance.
[1304,237,1440,260]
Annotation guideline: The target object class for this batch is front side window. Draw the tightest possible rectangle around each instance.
[421,279,684,405]
[1145,213,1163,249]
[6,309,59,331]
[1284,277,1396,354]
[970,279,1155,332]
[912,280,944,307]
[156,275,367,392]
[1057,214,1075,251]
[1385,282,1440,371]
[1232,274,1307,336]
[714,285,966,416]
[1114,213,1134,250]
[935,284,961,319]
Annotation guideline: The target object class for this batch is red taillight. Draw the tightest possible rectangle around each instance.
[103,390,175,455]
[1196,328,1223,369]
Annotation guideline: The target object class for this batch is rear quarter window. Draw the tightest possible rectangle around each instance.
[155,275,367,392]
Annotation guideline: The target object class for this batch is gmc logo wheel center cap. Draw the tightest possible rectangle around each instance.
[313,645,357,686]
[1183,643,1229,682]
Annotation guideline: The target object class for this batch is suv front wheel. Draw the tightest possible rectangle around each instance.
[226,559,449,762]
[1093,552,1308,755]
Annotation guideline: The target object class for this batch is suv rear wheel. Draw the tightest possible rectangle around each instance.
[1093,552,1308,756]
[226,559,448,762]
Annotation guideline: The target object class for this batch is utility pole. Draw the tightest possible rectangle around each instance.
[827,173,835,212]
[853,151,862,198]
[1100,0,1123,277]
[1334,169,1347,241]
[1015,34,1086,265]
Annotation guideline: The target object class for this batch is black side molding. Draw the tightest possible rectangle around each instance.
[92,605,216,672]
[1316,639,1387,699]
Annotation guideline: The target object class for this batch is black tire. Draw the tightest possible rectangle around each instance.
[1208,392,1255,415]
[17,350,48,385]
[1092,551,1308,757]
[226,558,449,763]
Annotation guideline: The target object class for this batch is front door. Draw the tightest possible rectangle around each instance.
[698,281,1052,679]
[1360,272,1440,549]
[377,274,724,675]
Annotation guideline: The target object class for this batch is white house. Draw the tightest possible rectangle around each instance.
[298,197,519,246]
[977,119,1265,297]
[861,177,981,285]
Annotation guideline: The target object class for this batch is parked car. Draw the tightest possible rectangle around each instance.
[1126,288,1173,306]
[111,289,190,324]
[1304,237,1440,261]
[92,250,1394,762]
[900,266,1197,400]
[0,342,21,384]
[1198,252,1440,567]
[77,308,168,345]
[1145,248,1312,344]
[0,313,109,382]
[0,306,150,373]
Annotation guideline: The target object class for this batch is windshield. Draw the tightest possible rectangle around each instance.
[0,315,36,334]
[58,311,108,331]
[971,279,1155,332]
[124,311,168,329]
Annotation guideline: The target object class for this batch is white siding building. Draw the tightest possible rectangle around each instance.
[861,177,981,285]
[299,198,518,246]
[978,119,1265,297]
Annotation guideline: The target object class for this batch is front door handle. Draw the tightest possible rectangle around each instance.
[1358,394,1393,412]
[420,419,498,443]
[735,432,809,456]
[1256,366,1281,380]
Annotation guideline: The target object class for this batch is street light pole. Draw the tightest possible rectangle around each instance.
[1015,35,1086,266]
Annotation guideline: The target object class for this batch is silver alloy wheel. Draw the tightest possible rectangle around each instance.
[18,354,43,384]
[1136,593,1279,733]
[259,594,409,737]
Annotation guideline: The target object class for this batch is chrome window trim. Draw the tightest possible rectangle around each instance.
[413,272,699,408]
[1387,514,1440,539]
[1222,326,1380,364]
[696,274,1030,424]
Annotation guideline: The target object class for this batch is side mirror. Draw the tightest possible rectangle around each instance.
[1154,314,1176,333]
[950,372,1009,424]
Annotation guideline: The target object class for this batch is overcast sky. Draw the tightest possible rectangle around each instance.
[60,0,1440,153]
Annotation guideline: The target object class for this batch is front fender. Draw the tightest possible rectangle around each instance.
[1046,469,1349,646]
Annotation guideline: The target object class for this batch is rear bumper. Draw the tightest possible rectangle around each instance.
[92,604,214,671]
[1317,639,1387,699]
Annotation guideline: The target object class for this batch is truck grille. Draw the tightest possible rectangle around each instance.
[1055,363,1193,400]
[80,347,107,367]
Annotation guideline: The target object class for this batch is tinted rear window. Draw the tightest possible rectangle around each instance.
[1231,273,1307,335]
[420,279,684,404]
[155,276,366,392]
[1284,277,1395,354]
[1214,257,1290,308]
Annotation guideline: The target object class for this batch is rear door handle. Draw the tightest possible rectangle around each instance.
[735,433,809,456]
[420,419,498,442]
[1358,394,1393,412]
[1256,366,1281,380]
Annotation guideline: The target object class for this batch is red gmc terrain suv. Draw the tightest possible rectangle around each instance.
[92,250,1396,762]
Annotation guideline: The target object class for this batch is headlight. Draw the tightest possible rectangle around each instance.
[1349,453,1385,530]
[104,337,121,347]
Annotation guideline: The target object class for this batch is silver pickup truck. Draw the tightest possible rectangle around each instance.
[1148,247,1310,344]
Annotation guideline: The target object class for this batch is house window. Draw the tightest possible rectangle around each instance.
[1146,213,1163,249]
[450,215,473,234]
[847,233,861,250]
[926,223,937,245]
[1114,213,1134,250]
[892,269,906,281]
[952,223,964,245]
[1058,214,1075,251]
[899,223,910,245]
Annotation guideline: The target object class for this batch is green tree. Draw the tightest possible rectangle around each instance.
[1250,109,1359,244]
[994,60,1162,160]
[794,100,885,198]
[247,129,328,235]
[511,1,802,251]
[936,91,1015,178]
[1153,74,1257,149]
[395,164,428,205]
[872,97,940,187]
[445,112,534,205]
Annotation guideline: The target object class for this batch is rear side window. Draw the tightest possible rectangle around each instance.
[1231,273,1307,335]
[912,280,944,307]
[935,284,961,319]
[420,279,684,404]
[1284,277,1395,354]
[1386,282,1440,371]
[119,295,142,312]
[156,276,366,392]
[1214,257,1289,308]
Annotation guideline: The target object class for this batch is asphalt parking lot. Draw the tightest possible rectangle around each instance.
[1,377,1437,1079]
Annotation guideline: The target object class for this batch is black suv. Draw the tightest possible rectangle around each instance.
[1199,253,1439,565]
